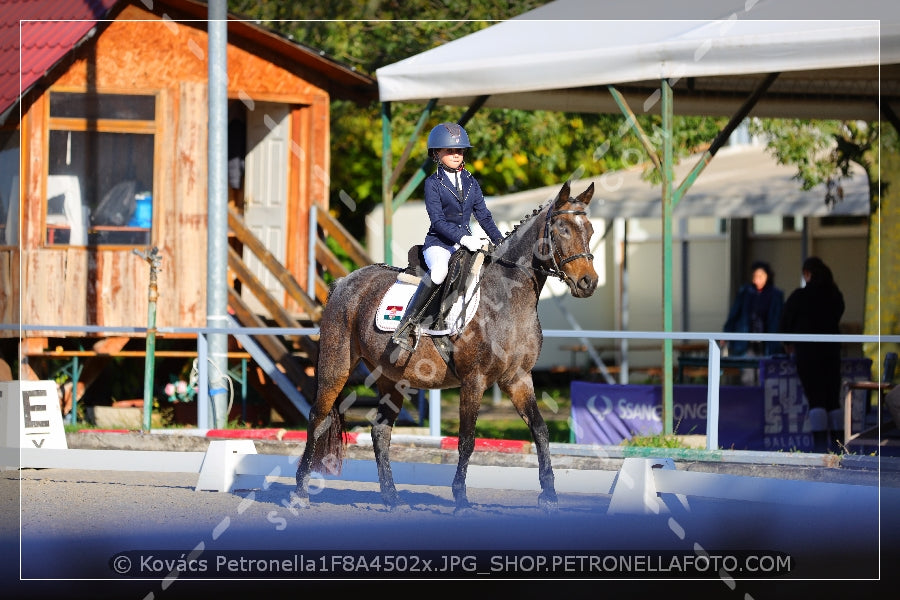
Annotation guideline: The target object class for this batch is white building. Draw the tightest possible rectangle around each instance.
[366,140,870,377]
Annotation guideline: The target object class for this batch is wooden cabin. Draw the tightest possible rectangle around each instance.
[0,0,376,424]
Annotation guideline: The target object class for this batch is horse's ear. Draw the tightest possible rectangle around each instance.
[576,182,594,206]
[554,181,571,209]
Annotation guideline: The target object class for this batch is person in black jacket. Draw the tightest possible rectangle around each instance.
[391,122,504,353]
[722,261,784,384]
[780,257,845,450]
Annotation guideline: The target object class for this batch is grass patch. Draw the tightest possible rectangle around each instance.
[441,419,571,443]
[622,433,690,449]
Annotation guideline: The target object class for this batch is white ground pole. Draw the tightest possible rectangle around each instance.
[2,438,884,518]
[0,381,885,515]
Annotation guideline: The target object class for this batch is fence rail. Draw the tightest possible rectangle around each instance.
[12,323,900,446]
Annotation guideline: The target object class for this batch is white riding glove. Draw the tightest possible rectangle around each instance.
[459,235,484,252]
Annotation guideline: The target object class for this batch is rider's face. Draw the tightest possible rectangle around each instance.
[438,148,464,170]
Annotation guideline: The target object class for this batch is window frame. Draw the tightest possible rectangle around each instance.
[0,126,20,248]
[44,87,161,248]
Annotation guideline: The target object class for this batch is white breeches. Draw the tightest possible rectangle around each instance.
[423,245,453,284]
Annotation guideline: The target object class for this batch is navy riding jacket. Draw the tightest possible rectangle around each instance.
[422,167,504,252]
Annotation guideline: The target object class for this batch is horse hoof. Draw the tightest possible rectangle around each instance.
[290,490,311,509]
[389,503,412,513]
[453,504,476,517]
[538,493,559,515]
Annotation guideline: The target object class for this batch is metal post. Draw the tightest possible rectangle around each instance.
[66,355,82,425]
[207,0,229,428]
[706,338,720,450]
[197,333,209,429]
[428,389,441,437]
[134,246,161,432]
[382,102,393,265]
[661,79,675,435]
[307,204,317,294]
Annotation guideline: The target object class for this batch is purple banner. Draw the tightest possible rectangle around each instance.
[570,357,873,452]
[570,382,763,449]
[759,357,872,451]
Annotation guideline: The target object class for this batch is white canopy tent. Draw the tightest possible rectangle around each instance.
[374,0,900,431]
[376,0,899,120]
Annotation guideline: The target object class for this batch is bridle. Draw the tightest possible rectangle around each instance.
[491,201,594,285]
[541,204,594,286]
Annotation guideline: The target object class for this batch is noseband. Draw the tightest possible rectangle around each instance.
[542,205,594,285]
[489,201,594,285]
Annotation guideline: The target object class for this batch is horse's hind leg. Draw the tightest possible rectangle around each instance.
[501,373,559,513]
[294,328,353,505]
[370,378,410,511]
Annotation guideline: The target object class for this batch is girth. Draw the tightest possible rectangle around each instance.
[401,245,483,375]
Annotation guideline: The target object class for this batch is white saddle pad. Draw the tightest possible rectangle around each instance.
[375,275,481,336]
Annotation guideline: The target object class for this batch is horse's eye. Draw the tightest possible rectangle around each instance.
[556,224,571,238]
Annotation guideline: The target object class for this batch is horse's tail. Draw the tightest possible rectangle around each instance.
[310,404,346,475]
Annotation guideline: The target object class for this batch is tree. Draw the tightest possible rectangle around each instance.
[748,117,900,368]
[227,1,726,238]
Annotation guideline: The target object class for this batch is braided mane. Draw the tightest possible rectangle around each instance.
[495,198,552,249]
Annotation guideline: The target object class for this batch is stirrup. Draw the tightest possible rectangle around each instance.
[391,323,419,353]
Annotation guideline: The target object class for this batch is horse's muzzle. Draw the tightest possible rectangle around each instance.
[571,274,598,297]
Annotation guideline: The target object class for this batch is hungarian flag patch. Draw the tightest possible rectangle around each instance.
[384,305,404,321]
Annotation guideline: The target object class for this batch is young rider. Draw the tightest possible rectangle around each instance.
[391,122,504,352]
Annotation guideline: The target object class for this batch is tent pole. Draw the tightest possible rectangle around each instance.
[607,86,661,169]
[674,73,779,204]
[389,98,438,190]
[661,79,675,435]
[608,83,674,432]
[382,102,394,265]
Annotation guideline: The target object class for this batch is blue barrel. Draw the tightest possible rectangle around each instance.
[128,192,152,228]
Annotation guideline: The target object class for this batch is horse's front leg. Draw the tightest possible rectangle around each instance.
[502,374,558,513]
[452,381,485,514]
[371,380,411,511]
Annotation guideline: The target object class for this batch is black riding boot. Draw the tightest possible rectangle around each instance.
[391,273,439,352]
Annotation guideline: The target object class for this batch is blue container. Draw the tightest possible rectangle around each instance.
[128,192,152,228]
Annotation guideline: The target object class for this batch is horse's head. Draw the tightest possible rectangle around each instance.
[546,181,598,298]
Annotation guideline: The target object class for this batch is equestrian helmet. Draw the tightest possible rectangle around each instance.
[427,122,472,151]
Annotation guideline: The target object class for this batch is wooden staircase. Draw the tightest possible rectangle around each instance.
[226,206,373,426]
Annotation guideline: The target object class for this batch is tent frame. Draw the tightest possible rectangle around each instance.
[380,73,782,434]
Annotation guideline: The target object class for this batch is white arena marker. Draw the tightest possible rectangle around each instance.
[0,380,68,453]
[195,439,264,492]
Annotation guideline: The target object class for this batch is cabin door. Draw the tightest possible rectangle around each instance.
[241,102,289,316]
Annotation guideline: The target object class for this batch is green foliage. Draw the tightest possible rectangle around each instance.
[621,433,689,449]
[226,2,728,239]
[746,117,891,205]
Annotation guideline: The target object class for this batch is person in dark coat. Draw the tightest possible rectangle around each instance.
[723,261,785,356]
[780,256,845,413]
[391,122,504,352]
[722,261,785,384]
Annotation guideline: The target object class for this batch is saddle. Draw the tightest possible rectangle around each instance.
[404,245,482,333]
[376,245,486,371]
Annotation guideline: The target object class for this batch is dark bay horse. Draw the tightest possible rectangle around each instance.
[294,181,598,513]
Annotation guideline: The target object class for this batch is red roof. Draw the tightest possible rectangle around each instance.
[0,0,376,123]
[0,0,120,123]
